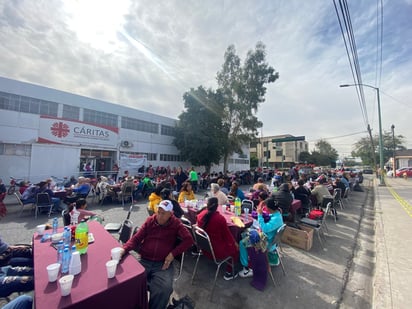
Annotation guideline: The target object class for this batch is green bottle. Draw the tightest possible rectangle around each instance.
[75,220,89,254]
[234,197,241,216]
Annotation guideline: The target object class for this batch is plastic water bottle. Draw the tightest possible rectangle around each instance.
[61,247,70,274]
[52,217,58,235]
[234,197,241,216]
[70,206,80,226]
[63,227,71,247]
[75,221,89,254]
[56,240,64,264]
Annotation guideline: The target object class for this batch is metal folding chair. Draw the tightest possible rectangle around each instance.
[191,225,236,300]
[35,193,53,219]
[300,202,331,249]
[267,223,287,286]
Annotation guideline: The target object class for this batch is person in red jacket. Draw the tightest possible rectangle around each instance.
[196,197,239,280]
[120,200,193,309]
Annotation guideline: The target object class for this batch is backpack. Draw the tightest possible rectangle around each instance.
[308,209,324,220]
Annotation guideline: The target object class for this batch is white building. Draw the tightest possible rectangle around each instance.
[0,77,249,183]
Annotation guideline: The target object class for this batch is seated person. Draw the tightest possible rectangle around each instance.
[68,198,103,223]
[196,197,239,280]
[18,181,30,195]
[210,183,228,206]
[0,265,34,298]
[333,177,347,197]
[0,236,34,298]
[252,177,268,192]
[120,200,193,309]
[177,181,195,203]
[271,183,293,220]
[293,179,312,215]
[0,237,32,267]
[64,177,91,204]
[148,185,164,214]
[2,294,33,309]
[20,184,38,204]
[228,181,245,201]
[37,181,63,212]
[311,178,332,207]
[238,198,284,278]
[117,176,136,201]
[160,188,184,218]
[251,183,269,201]
[217,178,229,195]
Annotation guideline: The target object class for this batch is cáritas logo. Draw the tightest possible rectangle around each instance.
[50,122,70,138]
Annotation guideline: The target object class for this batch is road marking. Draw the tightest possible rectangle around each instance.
[386,183,412,218]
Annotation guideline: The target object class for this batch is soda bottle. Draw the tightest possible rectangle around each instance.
[75,220,89,254]
[234,197,241,216]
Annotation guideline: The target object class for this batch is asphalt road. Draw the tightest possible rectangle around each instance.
[0,179,378,308]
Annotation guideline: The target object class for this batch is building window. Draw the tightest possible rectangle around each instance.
[276,150,283,156]
[63,105,80,120]
[250,141,258,148]
[160,153,182,161]
[160,124,176,136]
[263,141,268,147]
[84,108,118,127]
[121,117,159,134]
[0,91,58,116]
[0,143,31,156]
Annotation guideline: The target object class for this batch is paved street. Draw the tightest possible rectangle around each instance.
[1,176,409,308]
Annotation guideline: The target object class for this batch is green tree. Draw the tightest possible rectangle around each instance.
[351,131,406,166]
[311,140,339,166]
[298,151,312,163]
[216,42,279,172]
[250,155,259,168]
[173,86,225,173]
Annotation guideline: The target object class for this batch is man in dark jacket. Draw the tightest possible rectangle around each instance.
[272,183,293,219]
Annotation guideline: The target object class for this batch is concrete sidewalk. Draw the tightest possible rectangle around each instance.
[373,177,412,308]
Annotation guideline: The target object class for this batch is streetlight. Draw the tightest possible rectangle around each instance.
[391,124,395,178]
[340,83,385,185]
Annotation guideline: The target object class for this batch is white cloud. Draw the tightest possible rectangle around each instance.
[0,0,411,157]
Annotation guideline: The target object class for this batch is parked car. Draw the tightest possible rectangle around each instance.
[362,167,374,174]
[395,167,412,177]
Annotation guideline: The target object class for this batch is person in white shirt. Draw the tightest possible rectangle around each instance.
[210,183,228,205]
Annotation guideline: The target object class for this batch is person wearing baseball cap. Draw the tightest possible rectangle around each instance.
[121,199,193,309]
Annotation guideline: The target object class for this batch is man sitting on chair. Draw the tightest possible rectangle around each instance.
[120,200,193,309]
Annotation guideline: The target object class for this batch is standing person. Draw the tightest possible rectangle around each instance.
[111,163,119,182]
[120,200,193,309]
[174,166,188,193]
[83,162,93,178]
[196,197,239,280]
[188,167,199,193]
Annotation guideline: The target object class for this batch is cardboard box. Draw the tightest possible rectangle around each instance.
[281,224,314,251]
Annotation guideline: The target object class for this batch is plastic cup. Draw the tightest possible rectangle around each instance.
[230,205,235,213]
[221,205,226,213]
[111,247,122,261]
[46,263,61,282]
[37,224,46,236]
[59,274,74,296]
[106,260,118,279]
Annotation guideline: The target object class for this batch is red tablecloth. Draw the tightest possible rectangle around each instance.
[290,199,302,216]
[182,204,252,242]
[33,221,148,309]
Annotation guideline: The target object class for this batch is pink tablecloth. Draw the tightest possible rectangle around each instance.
[183,204,253,242]
[33,221,148,309]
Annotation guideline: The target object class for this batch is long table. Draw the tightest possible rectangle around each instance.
[182,204,253,241]
[33,221,148,309]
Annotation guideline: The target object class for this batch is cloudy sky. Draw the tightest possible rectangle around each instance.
[0,0,411,158]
